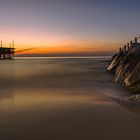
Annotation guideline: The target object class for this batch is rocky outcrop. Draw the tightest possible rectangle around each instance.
[108,37,140,94]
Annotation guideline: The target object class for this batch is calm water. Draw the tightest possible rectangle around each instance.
[0,57,140,140]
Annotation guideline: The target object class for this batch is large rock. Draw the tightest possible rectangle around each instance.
[108,40,140,94]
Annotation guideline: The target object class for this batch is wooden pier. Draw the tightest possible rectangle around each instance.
[0,41,15,59]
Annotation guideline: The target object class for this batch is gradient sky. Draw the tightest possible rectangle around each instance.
[0,0,140,55]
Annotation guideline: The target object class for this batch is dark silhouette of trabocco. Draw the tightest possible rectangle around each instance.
[0,41,15,59]
[108,36,140,98]
[0,41,34,59]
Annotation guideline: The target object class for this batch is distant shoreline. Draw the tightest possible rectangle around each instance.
[14,56,111,60]
[15,52,114,58]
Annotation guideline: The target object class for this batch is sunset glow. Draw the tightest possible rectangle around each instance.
[0,0,140,56]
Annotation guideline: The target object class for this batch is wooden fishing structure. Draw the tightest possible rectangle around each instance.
[0,41,34,59]
[0,41,15,59]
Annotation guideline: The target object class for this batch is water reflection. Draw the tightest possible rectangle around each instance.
[0,57,138,114]
[0,60,15,111]
[0,57,140,140]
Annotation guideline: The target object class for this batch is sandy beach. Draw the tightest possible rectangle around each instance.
[0,57,140,140]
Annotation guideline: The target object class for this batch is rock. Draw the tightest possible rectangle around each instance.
[121,94,140,103]
[108,37,140,94]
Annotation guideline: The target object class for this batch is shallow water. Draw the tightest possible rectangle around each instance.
[0,57,140,140]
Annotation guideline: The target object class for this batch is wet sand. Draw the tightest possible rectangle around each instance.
[0,57,140,140]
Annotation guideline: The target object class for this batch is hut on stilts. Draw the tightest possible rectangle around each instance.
[0,41,15,59]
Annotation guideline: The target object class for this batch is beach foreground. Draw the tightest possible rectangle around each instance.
[0,57,140,140]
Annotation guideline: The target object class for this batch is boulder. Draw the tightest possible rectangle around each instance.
[108,40,140,94]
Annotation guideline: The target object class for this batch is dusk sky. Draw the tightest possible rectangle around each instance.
[0,0,140,55]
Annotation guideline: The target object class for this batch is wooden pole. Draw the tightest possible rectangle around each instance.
[12,40,14,48]
[1,41,2,47]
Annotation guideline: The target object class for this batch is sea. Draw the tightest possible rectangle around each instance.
[0,56,140,140]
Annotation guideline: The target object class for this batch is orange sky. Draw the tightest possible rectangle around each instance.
[14,41,120,55]
[0,28,120,55]
[0,0,140,56]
